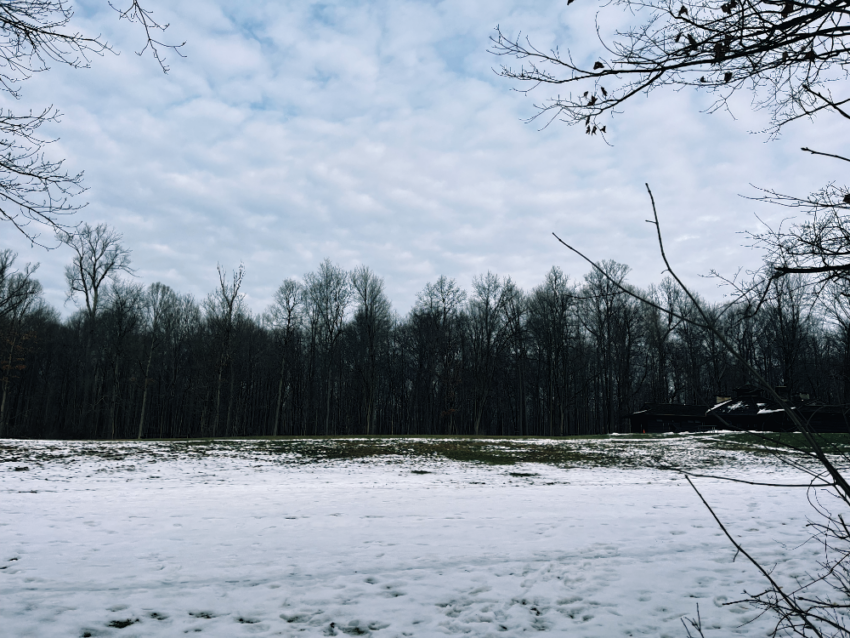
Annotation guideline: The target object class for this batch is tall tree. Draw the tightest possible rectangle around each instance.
[466,272,509,435]
[101,280,145,439]
[0,251,42,436]
[762,274,814,389]
[59,223,132,435]
[415,276,467,433]
[528,267,578,435]
[204,264,245,437]
[266,278,302,437]
[137,282,179,439]
[350,266,392,435]
[0,250,40,318]
[304,259,351,435]
[501,277,529,435]
[59,223,133,326]
[643,278,683,403]
[581,261,639,433]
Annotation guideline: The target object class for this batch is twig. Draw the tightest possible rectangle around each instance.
[685,476,825,638]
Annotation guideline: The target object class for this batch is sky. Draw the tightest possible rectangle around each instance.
[3,0,848,317]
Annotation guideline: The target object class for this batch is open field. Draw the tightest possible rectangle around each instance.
[1,434,847,637]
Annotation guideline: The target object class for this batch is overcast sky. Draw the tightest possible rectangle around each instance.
[3,0,847,317]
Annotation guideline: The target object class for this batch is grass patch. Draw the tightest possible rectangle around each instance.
[440,448,517,465]
[6,432,846,473]
[704,432,850,457]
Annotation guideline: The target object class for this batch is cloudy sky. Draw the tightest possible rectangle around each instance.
[4,0,847,317]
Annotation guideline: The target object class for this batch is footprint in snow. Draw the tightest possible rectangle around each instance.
[107,618,139,629]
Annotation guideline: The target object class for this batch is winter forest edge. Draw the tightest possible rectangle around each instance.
[0,227,836,440]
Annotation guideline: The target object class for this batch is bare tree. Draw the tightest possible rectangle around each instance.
[491,0,850,301]
[137,282,178,439]
[557,186,850,636]
[467,272,509,435]
[581,261,640,433]
[159,292,200,438]
[528,267,579,435]
[0,1,184,242]
[101,279,145,439]
[350,265,392,435]
[265,278,302,437]
[415,276,467,433]
[304,259,352,435]
[204,263,245,438]
[59,222,132,434]
[0,251,42,436]
[642,279,683,403]
[751,180,850,286]
[500,277,529,435]
[762,274,816,389]
[59,223,133,325]
[0,249,39,318]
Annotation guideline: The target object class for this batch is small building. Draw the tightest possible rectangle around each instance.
[629,386,850,434]
[707,385,850,433]
[628,403,711,434]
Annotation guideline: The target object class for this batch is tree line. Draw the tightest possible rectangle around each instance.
[0,223,846,440]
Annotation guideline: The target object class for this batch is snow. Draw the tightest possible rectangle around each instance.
[715,401,745,411]
[0,437,841,637]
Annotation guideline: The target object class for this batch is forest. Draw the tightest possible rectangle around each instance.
[1,223,847,440]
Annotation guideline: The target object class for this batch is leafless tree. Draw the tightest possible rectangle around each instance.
[204,263,245,438]
[266,278,302,437]
[60,223,133,324]
[750,178,850,287]
[581,261,641,432]
[101,279,145,439]
[0,249,41,436]
[491,0,850,294]
[642,279,683,402]
[528,267,579,435]
[137,282,178,439]
[58,222,131,433]
[558,186,850,636]
[304,259,352,435]
[350,265,392,435]
[467,272,510,435]
[415,275,467,433]
[0,249,39,318]
[500,277,529,435]
[490,0,850,137]
[0,1,184,242]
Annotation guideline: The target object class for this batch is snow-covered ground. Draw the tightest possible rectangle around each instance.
[0,436,840,637]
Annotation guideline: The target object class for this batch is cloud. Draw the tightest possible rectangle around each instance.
[3,0,847,316]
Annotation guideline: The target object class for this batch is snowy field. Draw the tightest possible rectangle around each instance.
[0,435,843,637]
